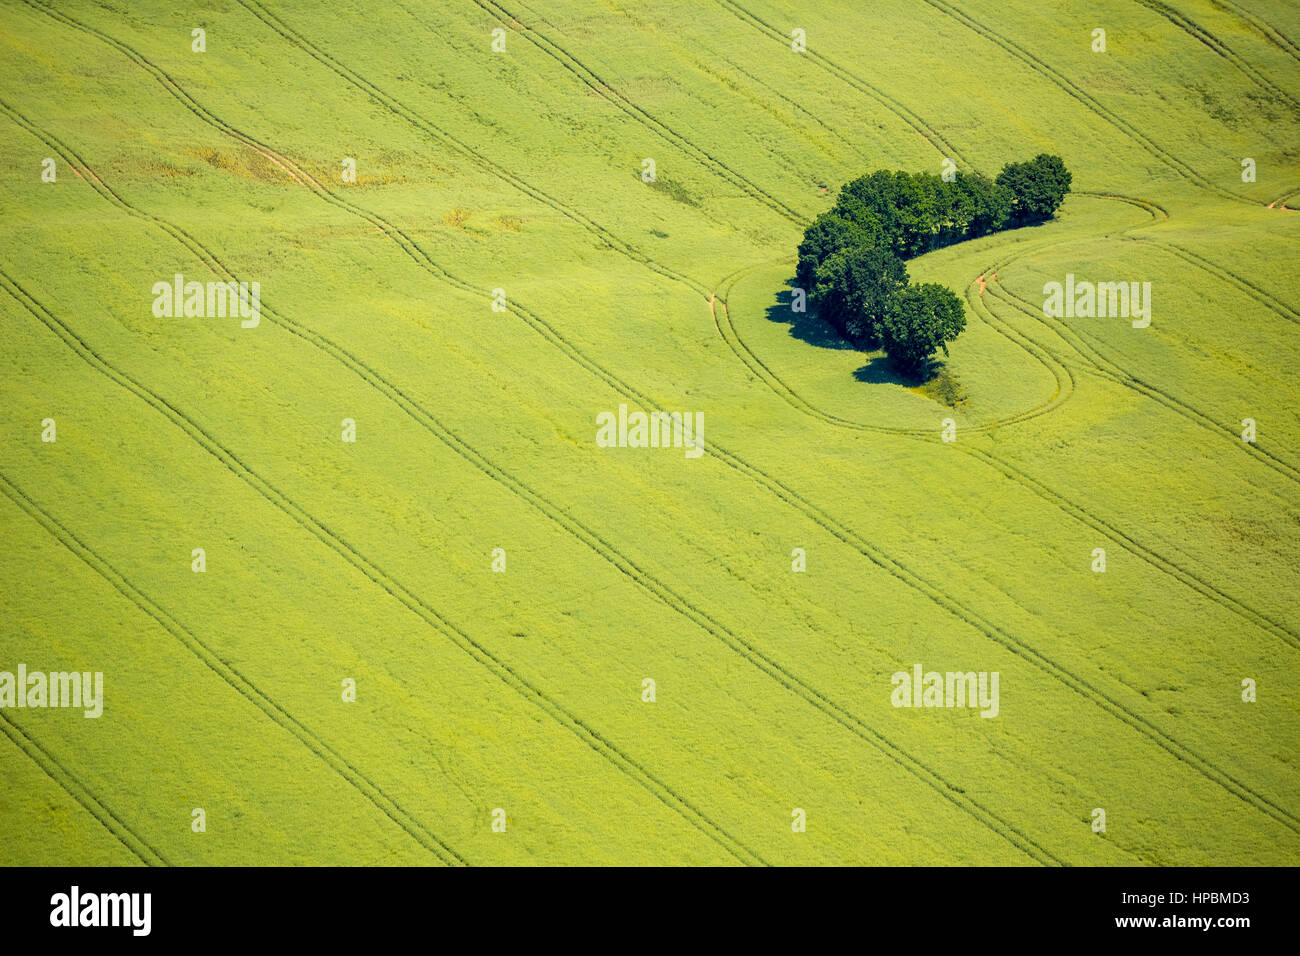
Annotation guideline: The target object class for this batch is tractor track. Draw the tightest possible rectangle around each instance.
[1210,0,1300,65]
[714,188,1300,655]
[501,0,873,165]
[456,0,808,224]
[1132,0,1300,111]
[0,280,471,867]
[1143,238,1300,324]
[989,196,1300,495]
[909,0,1259,205]
[714,261,1300,658]
[229,0,734,290]
[223,0,1300,838]
[710,249,1075,438]
[0,706,165,866]
[0,103,1063,869]
[988,270,1300,488]
[17,0,1300,850]
[20,0,712,299]
[710,269,1300,833]
[0,268,772,868]
[711,0,975,170]
[7,11,1083,863]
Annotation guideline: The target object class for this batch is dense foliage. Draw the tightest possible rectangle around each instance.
[879,284,968,375]
[798,155,1071,374]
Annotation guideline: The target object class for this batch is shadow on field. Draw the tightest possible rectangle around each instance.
[851,356,914,386]
[763,277,857,352]
[763,277,914,386]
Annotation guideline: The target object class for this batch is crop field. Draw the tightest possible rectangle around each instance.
[0,0,1297,867]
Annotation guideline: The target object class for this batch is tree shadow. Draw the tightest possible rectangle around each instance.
[761,275,939,394]
[763,277,858,352]
[852,354,916,386]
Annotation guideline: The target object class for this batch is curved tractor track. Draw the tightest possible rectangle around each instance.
[710,191,1300,660]
[1132,0,1300,112]
[707,248,1300,838]
[16,0,1300,853]
[1,105,1060,868]
[710,250,1076,439]
[7,7,1096,864]
[987,257,1300,490]
[1211,0,1300,66]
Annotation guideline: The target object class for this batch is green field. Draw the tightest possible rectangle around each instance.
[1,0,1297,866]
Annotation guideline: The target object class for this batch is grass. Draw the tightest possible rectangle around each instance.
[0,0,1296,866]
[914,364,968,408]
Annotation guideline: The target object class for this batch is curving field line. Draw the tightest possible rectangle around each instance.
[714,188,1300,650]
[242,0,1300,839]
[0,706,165,866]
[0,104,1065,870]
[20,0,1299,850]
[712,199,1300,787]
[988,260,1300,485]
[714,281,1300,830]
[1132,0,1300,110]
[906,0,1260,205]
[709,250,1076,437]
[714,269,1300,657]
[0,267,772,868]
[1210,0,1300,65]
[969,189,1300,499]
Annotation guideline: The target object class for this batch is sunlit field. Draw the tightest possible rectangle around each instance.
[1,0,1297,866]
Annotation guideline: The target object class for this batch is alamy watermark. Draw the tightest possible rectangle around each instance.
[1043,273,1151,328]
[152,273,260,328]
[595,403,704,459]
[0,665,103,717]
[50,886,149,936]
[891,663,999,717]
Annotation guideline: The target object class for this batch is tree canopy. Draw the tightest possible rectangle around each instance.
[796,156,1070,377]
[879,284,967,375]
[810,242,908,347]
[995,154,1073,225]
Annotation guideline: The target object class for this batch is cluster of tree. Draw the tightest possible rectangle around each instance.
[796,154,1071,376]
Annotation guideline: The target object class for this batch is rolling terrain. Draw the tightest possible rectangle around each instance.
[1,0,1298,865]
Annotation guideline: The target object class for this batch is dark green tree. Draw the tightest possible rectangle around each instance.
[811,243,908,347]
[879,283,967,375]
[835,169,942,258]
[949,172,1014,239]
[795,211,881,291]
[795,158,1069,365]
[995,153,1072,225]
